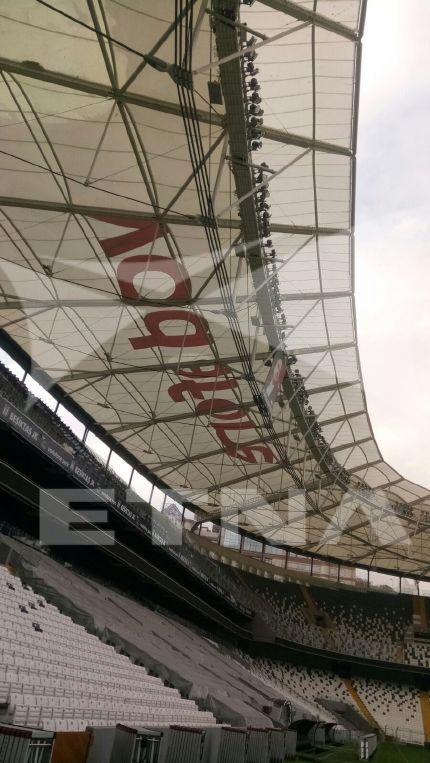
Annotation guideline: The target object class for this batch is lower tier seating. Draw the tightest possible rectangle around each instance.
[0,564,216,732]
[0,537,289,728]
[1,534,428,746]
[242,656,427,746]
[353,677,425,745]
[246,575,412,663]
[241,656,355,725]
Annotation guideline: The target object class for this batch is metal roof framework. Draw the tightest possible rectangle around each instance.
[0,0,429,575]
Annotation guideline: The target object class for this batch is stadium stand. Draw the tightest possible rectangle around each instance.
[310,584,411,662]
[242,655,427,746]
[3,531,428,748]
[4,361,430,673]
[1,1,430,760]
[0,366,124,500]
[0,538,289,729]
[240,655,353,724]
[244,577,327,650]
[352,677,425,746]
[246,575,418,663]
[405,640,430,669]
[0,563,217,732]
[0,364,253,618]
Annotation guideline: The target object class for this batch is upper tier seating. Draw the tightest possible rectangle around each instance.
[405,640,430,669]
[0,366,126,502]
[244,577,326,650]
[310,585,410,662]
[0,564,217,732]
[246,576,415,663]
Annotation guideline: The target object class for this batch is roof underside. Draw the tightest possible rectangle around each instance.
[0,0,429,575]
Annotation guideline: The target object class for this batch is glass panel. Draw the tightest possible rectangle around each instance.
[130,471,153,503]
[85,430,110,465]
[56,404,85,440]
[199,520,219,541]
[242,537,263,556]
[401,577,419,595]
[108,451,132,484]
[264,544,286,567]
[419,580,430,598]
[162,497,183,523]
[339,565,357,584]
[369,571,399,593]
[311,560,338,580]
[221,529,241,549]
[288,553,312,575]
[0,348,25,380]
[355,567,369,589]
[150,486,165,512]
[183,506,196,527]
[24,374,57,411]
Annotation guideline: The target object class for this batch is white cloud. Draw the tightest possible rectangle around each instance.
[356,0,430,485]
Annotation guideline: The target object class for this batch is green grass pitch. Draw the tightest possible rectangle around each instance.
[296,742,429,763]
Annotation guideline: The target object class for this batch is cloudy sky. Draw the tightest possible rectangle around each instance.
[355,0,430,486]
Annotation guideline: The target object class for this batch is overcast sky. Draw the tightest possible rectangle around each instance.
[355,0,430,486]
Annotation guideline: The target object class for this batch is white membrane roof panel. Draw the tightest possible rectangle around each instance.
[0,0,429,575]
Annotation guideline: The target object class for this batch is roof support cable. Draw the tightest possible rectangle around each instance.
[206,1,388,532]
[174,0,310,501]
[165,0,390,545]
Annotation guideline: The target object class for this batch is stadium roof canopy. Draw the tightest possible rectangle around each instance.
[0,0,429,576]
